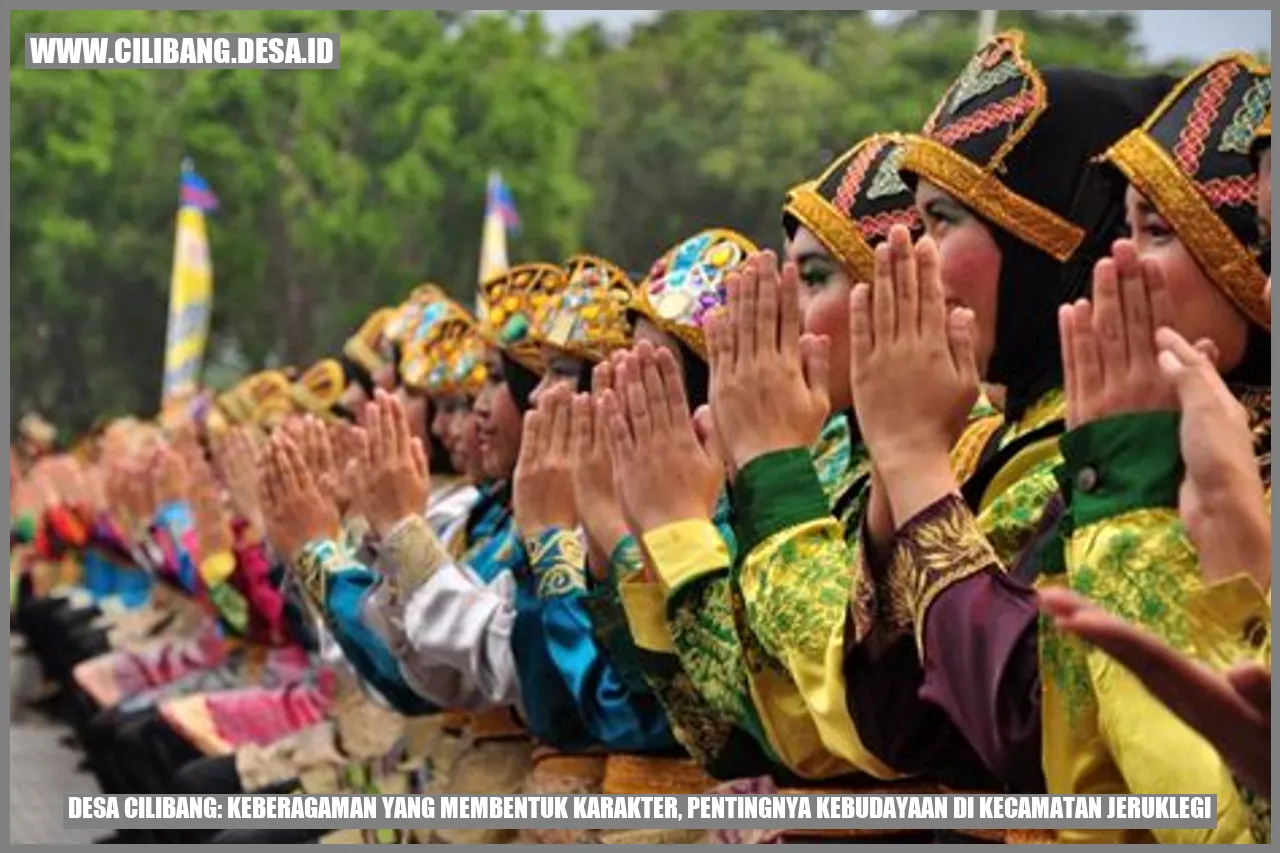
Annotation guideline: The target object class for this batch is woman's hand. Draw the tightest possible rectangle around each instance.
[360,391,430,539]
[1040,587,1270,799]
[513,384,577,537]
[257,434,341,562]
[605,341,724,536]
[707,251,830,470]
[1060,240,1178,429]
[569,361,630,562]
[1157,328,1269,590]
[849,226,980,524]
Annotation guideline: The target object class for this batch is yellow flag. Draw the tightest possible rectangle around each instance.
[161,163,217,409]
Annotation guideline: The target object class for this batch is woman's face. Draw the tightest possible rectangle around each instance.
[785,226,852,411]
[431,399,458,449]
[1125,186,1250,372]
[474,349,524,480]
[449,405,486,481]
[531,345,586,404]
[373,362,398,393]
[396,388,429,445]
[916,180,1002,376]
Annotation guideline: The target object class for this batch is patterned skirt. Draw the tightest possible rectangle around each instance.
[159,667,337,756]
[235,692,409,792]
[72,621,229,709]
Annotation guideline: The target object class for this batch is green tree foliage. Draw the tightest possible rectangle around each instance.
[11,10,1247,436]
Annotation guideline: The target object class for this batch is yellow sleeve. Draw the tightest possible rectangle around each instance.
[619,576,674,655]
[618,573,742,770]
[1187,575,1271,670]
[1042,509,1256,843]
[1051,410,1259,843]
[643,522,761,741]
[1091,649,1255,843]
[726,413,1012,781]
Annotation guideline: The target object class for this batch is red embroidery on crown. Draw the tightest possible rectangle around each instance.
[1198,174,1258,209]
[856,208,922,240]
[1173,63,1240,176]
[932,88,1038,148]
[833,139,886,217]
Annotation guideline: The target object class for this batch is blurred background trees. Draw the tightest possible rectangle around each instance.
[10,10,1210,434]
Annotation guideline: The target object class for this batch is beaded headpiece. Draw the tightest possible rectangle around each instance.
[631,229,758,360]
[240,370,297,430]
[476,263,568,372]
[785,133,923,285]
[1103,52,1271,330]
[539,255,636,362]
[400,297,484,396]
[384,284,451,353]
[18,413,57,450]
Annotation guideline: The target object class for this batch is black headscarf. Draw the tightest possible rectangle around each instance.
[971,70,1179,419]
[340,355,375,398]
[501,353,541,415]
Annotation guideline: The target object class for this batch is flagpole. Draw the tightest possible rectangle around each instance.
[977,10,998,46]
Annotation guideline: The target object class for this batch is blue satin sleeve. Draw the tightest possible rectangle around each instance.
[511,569,594,752]
[298,539,437,716]
[523,527,677,753]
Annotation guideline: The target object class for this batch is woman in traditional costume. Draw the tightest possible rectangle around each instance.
[195,301,495,846]
[611,229,794,787]
[835,35,1261,845]
[1032,51,1270,843]
[487,254,690,842]
[607,144,992,843]
[339,307,396,419]
[269,265,566,844]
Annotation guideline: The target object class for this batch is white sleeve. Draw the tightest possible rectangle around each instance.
[397,561,520,711]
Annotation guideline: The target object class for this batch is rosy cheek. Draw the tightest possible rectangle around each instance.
[803,289,847,338]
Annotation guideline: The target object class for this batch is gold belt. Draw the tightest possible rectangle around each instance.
[530,749,607,784]
[466,707,526,743]
[438,710,471,735]
[603,754,717,796]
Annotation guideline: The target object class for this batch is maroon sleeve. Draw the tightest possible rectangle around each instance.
[916,568,1045,793]
[843,609,995,787]
[842,515,996,788]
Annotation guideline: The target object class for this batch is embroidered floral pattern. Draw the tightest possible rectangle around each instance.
[1039,611,1097,725]
[636,650,736,767]
[670,579,755,727]
[526,526,587,598]
[982,457,1064,563]
[742,525,854,660]
[1069,511,1198,652]
[897,494,1003,654]
[382,515,449,593]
